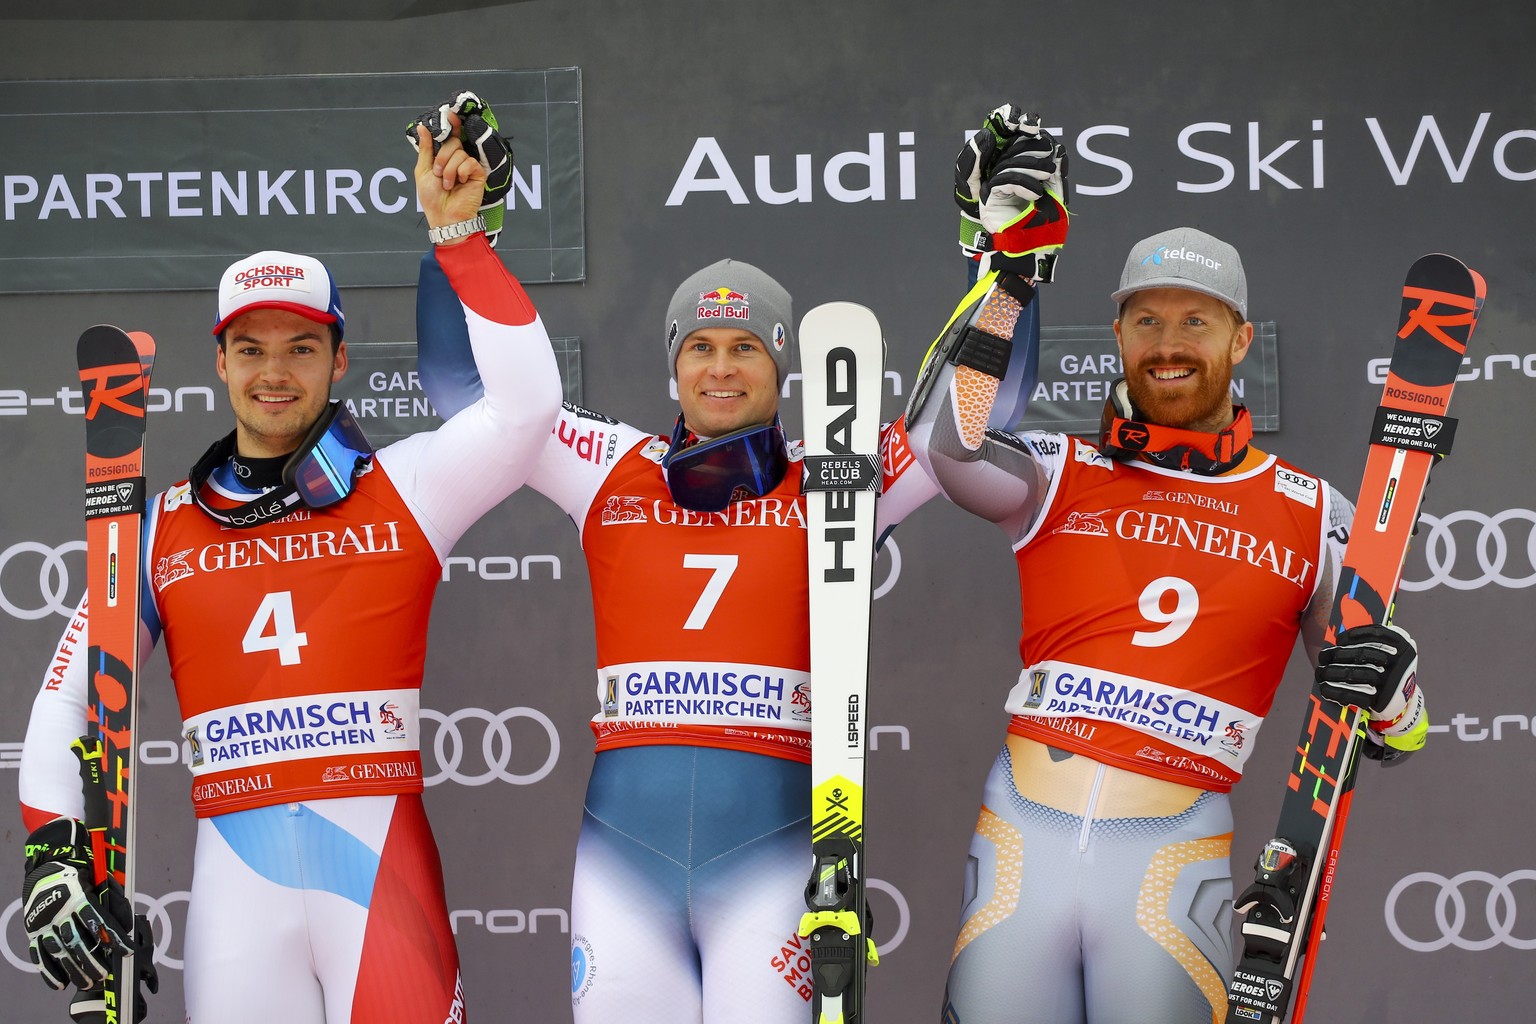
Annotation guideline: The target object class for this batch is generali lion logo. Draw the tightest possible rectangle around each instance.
[153,548,195,591]
[601,495,647,525]
[1053,509,1110,537]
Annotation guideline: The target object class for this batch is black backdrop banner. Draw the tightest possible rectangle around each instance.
[2,3,1532,1022]
[0,69,584,291]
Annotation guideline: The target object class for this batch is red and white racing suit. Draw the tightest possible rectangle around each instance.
[20,236,561,1024]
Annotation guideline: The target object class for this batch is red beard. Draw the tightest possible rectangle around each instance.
[1123,354,1235,431]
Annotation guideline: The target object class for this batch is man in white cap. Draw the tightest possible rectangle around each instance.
[905,105,1426,1023]
[410,98,938,1019]
[19,109,561,1024]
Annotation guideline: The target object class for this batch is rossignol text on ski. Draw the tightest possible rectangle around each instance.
[75,325,158,1024]
[1225,254,1485,1024]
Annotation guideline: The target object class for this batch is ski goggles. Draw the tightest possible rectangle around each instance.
[282,401,375,508]
[190,401,374,528]
[661,415,789,513]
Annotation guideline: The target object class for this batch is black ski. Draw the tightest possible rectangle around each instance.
[74,326,156,1024]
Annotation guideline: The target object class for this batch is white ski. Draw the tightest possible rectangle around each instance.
[797,302,885,1024]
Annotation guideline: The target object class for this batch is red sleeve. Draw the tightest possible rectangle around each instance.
[433,234,537,327]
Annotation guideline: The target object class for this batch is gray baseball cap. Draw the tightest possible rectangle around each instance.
[665,259,794,382]
[1111,226,1248,321]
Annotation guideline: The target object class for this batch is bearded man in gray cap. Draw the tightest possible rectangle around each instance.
[412,111,937,1019]
[905,105,1426,1024]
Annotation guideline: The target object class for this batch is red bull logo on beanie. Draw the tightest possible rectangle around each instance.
[696,286,751,322]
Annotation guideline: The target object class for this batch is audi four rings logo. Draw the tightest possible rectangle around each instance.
[4,890,189,974]
[866,878,910,957]
[873,535,901,600]
[1385,870,1536,951]
[1397,510,1536,591]
[0,541,86,619]
[421,707,560,786]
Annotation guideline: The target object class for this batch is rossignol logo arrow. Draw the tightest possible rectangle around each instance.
[1399,286,1478,352]
[78,362,146,420]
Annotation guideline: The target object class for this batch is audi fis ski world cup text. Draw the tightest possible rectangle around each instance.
[663,111,1536,205]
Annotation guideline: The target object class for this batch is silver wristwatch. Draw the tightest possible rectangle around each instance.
[427,214,486,245]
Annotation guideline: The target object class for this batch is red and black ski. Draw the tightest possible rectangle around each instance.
[74,325,155,1024]
[1225,255,1484,1024]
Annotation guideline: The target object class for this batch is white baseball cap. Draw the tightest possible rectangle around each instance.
[212,250,345,337]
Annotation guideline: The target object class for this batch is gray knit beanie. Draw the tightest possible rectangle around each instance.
[664,259,794,382]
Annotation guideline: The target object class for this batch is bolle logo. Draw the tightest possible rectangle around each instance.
[229,501,289,526]
[1141,245,1222,271]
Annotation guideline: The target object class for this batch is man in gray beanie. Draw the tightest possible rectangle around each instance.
[665,258,795,383]
[411,103,938,1021]
[905,104,1426,1024]
[659,257,796,460]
